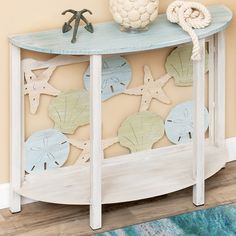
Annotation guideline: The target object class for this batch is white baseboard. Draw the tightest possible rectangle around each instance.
[226,137,236,162]
[1,137,236,210]
[0,184,35,210]
[0,184,10,209]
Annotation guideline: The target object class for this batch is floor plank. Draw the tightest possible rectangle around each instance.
[1,162,236,236]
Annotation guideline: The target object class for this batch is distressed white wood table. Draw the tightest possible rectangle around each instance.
[9,5,232,230]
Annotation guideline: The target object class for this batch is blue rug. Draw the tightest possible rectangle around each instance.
[96,204,236,236]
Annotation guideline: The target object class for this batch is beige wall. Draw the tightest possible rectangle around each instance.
[0,0,235,184]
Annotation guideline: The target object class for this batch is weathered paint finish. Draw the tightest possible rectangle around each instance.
[48,90,90,134]
[9,5,232,55]
[118,111,165,153]
[25,129,70,173]
[17,145,227,205]
[84,56,131,101]
[8,4,231,230]
[165,45,209,87]
[124,65,171,111]
[165,101,209,145]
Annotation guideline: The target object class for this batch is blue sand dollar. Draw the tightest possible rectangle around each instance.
[165,101,209,144]
[25,129,70,173]
[83,56,131,101]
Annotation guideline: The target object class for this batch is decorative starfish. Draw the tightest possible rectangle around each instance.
[24,66,61,114]
[124,65,172,111]
[69,137,119,164]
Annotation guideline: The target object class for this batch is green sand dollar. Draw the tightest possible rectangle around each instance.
[48,90,89,134]
[165,45,209,87]
[118,111,165,153]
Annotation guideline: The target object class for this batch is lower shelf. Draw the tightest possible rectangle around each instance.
[16,144,227,205]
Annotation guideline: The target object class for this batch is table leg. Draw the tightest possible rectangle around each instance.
[9,44,23,213]
[89,55,103,230]
[193,39,206,206]
[215,31,226,150]
[208,36,215,145]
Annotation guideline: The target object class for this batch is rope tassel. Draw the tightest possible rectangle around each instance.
[166,1,211,61]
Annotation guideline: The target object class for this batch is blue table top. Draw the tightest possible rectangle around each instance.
[9,5,232,55]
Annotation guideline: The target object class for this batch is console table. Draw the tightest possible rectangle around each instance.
[9,5,232,230]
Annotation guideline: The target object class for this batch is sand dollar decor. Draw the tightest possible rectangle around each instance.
[25,129,69,173]
[84,56,132,101]
[118,111,164,152]
[165,45,209,87]
[109,0,159,31]
[48,90,90,134]
[165,101,209,144]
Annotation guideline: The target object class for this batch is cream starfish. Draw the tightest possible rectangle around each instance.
[24,66,61,114]
[124,65,172,111]
[69,137,119,164]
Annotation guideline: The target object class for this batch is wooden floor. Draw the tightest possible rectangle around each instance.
[1,161,236,236]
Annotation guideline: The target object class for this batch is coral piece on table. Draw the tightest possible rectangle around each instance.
[24,66,61,114]
[165,101,209,144]
[25,129,70,174]
[84,56,132,101]
[48,90,90,135]
[118,111,164,153]
[69,137,119,164]
[165,45,209,87]
[124,65,171,111]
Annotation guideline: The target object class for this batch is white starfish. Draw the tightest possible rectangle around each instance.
[124,65,172,111]
[69,137,119,164]
[24,66,61,114]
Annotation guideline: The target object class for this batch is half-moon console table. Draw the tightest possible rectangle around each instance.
[9,5,232,230]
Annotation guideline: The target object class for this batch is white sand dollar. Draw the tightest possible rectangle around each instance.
[110,0,159,31]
